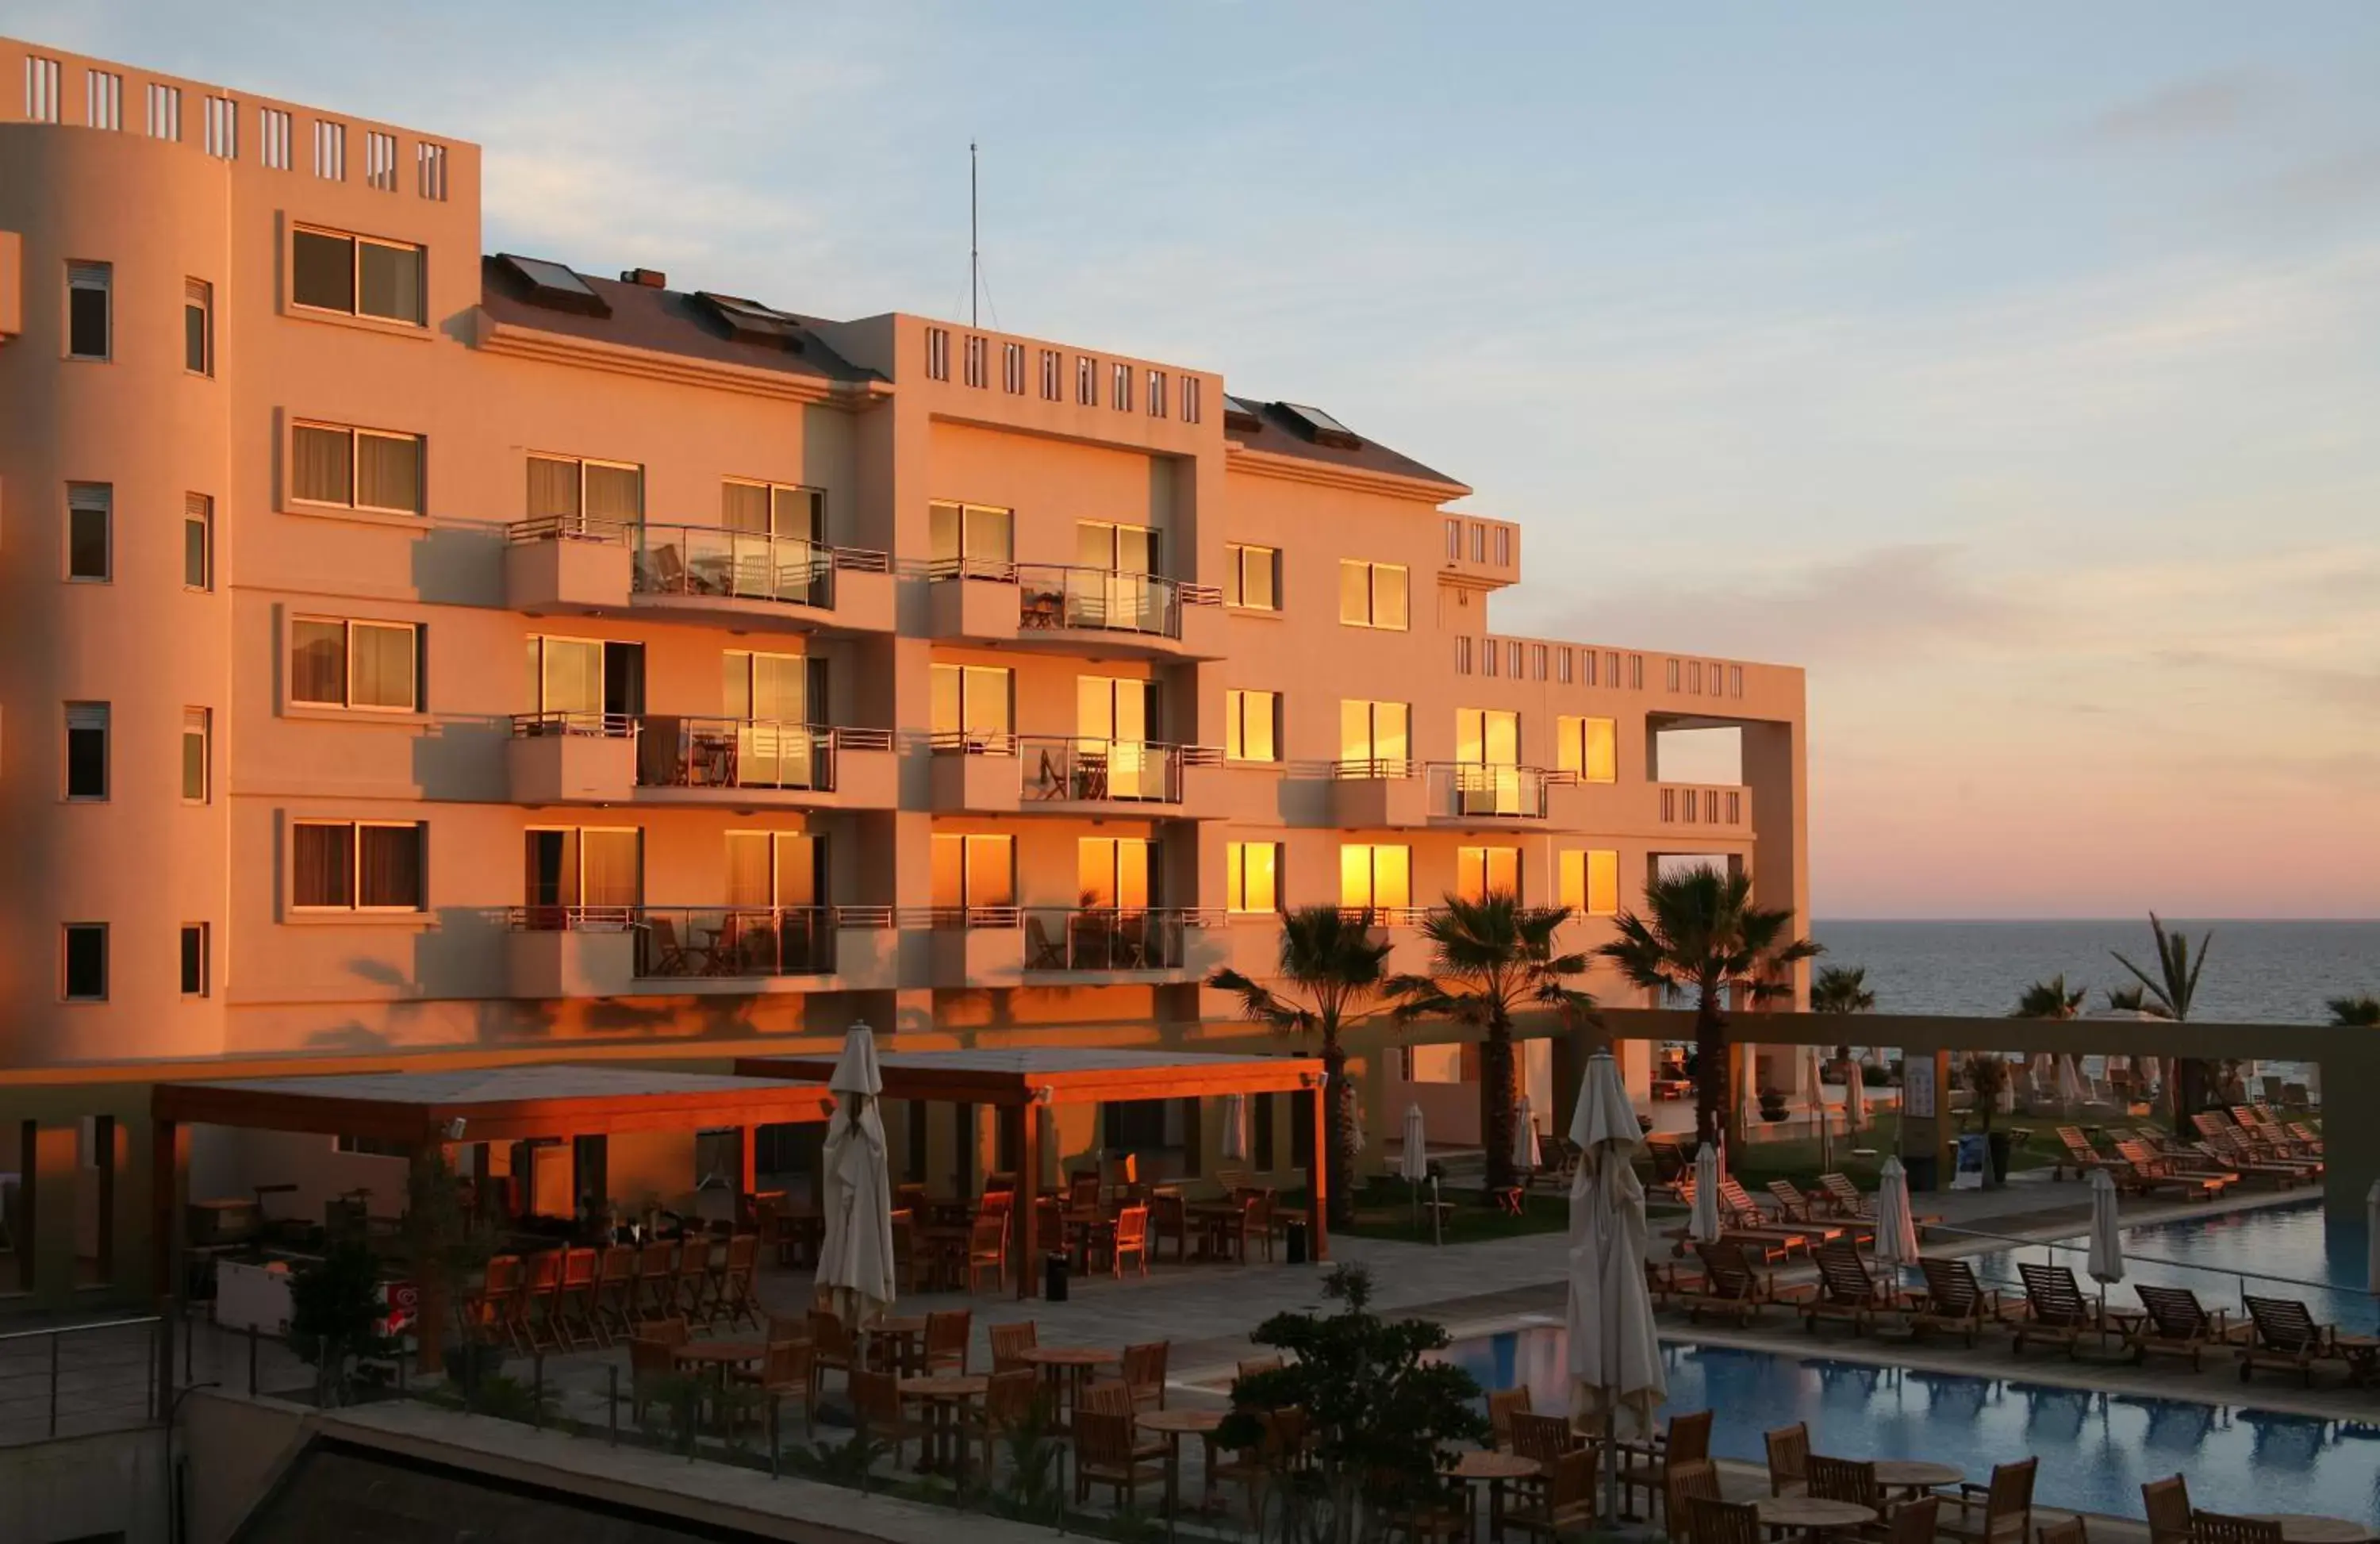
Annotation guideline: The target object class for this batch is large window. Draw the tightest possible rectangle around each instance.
[1338,843,1411,911]
[723,479,824,543]
[293,820,425,911]
[292,618,421,711]
[1337,559,1407,630]
[1556,716,1618,783]
[929,832,1014,910]
[724,649,822,724]
[1224,689,1279,763]
[183,494,213,590]
[724,831,820,908]
[927,501,1013,569]
[1560,850,1621,916]
[1077,520,1158,576]
[67,483,112,582]
[67,261,110,359]
[1456,846,1521,904]
[64,703,109,801]
[929,663,1013,744]
[1338,699,1410,767]
[524,827,643,911]
[527,454,643,527]
[1078,837,1156,908]
[184,278,213,374]
[1456,708,1520,766]
[290,226,424,325]
[292,422,424,514]
[61,924,107,1001]
[1224,543,1278,610]
[1077,674,1161,797]
[1226,842,1280,913]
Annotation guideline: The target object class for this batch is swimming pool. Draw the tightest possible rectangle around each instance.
[1440,1331,2380,1523]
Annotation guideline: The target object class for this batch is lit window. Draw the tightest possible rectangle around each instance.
[1223,543,1278,610]
[1559,851,1620,916]
[185,494,213,590]
[929,663,1014,743]
[1338,843,1411,910]
[179,923,210,997]
[1336,560,1407,630]
[1456,847,1521,903]
[290,617,422,712]
[930,832,1015,912]
[67,483,112,582]
[64,702,109,801]
[182,708,211,803]
[292,820,426,911]
[293,422,424,514]
[1556,716,1618,784]
[1339,700,1410,769]
[927,501,1014,569]
[185,278,213,374]
[62,924,108,1001]
[1226,842,1280,913]
[67,261,110,359]
[1224,689,1279,762]
[290,227,424,324]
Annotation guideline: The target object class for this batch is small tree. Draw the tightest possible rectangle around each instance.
[2012,976,2086,1020]
[1388,893,1595,1194]
[288,1240,395,1407]
[2327,993,2380,1027]
[1219,1264,1487,1544]
[1811,965,1875,1016]
[1963,1053,2009,1131]
[2111,914,2209,1116]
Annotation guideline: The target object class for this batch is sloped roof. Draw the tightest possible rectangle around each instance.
[479,259,878,385]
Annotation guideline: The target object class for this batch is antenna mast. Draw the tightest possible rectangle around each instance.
[969,140,980,328]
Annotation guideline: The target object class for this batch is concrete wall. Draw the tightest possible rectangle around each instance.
[0,1424,172,1544]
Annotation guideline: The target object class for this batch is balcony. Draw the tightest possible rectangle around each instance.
[506,714,895,808]
[1656,782,1749,833]
[1324,759,1430,828]
[1022,908,1224,982]
[505,905,897,996]
[928,734,1222,817]
[911,906,1027,989]
[925,563,1225,659]
[1320,762,1583,829]
[503,517,893,635]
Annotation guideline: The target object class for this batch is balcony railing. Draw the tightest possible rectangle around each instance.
[507,515,889,611]
[1019,735,1219,804]
[1426,762,1564,820]
[509,712,891,793]
[929,729,1020,757]
[1020,908,1221,971]
[1658,782,1747,828]
[930,560,1222,640]
[1329,757,1421,780]
[506,904,892,978]
[900,905,1023,930]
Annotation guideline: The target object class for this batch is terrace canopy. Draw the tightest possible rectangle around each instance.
[735,1047,1329,1295]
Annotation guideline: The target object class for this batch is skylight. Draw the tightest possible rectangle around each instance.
[1222,395,1265,430]
[1276,401,1359,447]
[695,291,804,345]
[494,254,609,317]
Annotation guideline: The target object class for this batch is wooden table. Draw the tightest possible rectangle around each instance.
[672,1340,768,1431]
[2246,1517,2376,1544]
[866,1315,930,1374]
[1453,1450,1541,1541]
[1183,1201,1242,1260]
[1138,1408,1226,1515]
[1017,1345,1119,1431]
[1755,1496,1878,1538]
[900,1373,988,1477]
[1871,1459,1964,1498]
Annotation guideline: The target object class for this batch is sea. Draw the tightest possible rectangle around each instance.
[1806,919,2378,1026]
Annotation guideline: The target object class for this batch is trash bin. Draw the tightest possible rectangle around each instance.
[1283,1220,1309,1266]
[1904,1153,1940,1192]
[1044,1250,1069,1303]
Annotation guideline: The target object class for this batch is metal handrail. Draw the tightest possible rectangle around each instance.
[930,729,1020,756]
[900,905,1023,929]
[505,513,889,578]
[0,1315,161,1345]
[1019,907,1224,971]
[1426,761,1553,819]
[1921,1220,2360,1308]
[1019,734,1191,803]
[1330,757,1420,780]
[511,710,637,738]
[506,904,886,933]
[510,714,891,793]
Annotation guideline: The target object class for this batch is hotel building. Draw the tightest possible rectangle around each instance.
[0,37,1806,1311]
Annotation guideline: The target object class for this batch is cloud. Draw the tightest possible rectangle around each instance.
[2075,69,2277,146]
[2258,146,2380,215]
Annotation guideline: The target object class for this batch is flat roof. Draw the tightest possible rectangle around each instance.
[736,1047,1322,1104]
[154,1065,836,1144]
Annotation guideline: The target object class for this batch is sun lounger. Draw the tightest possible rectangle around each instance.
[1684,1240,1813,1325]
[2110,1140,2226,1201]
[2237,1295,2359,1386]
[1766,1179,1823,1222]
[2175,1139,2303,1189]
[2012,1263,2099,1358]
[1667,1180,1814,1262]
[1801,1239,1897,1335]
[2129,1285,2234,1370]
[1720,1179,1846,1255]
[2054,1127,2112,1180]
[1913,1258,2017,1346]
[1645,1257,1706,1305]
[1812,1172,1937,1235]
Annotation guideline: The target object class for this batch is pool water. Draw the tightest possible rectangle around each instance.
[1441,1332,2380,1523]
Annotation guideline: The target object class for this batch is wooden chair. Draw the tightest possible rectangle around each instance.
[1764,1423,1810,1496]
[1619,1408,1710,1522]
[555,1246,602,1350]
[1686,1496,1763,1544]
[1504,1447,1595,1541]
[1511,1411,1580,1469]
[2239,1296,2342,1385]
[710,1234,761,1331]
[2192,1516,2283,1544]
[592,1245,639,1346]
[1939,1458,2036,1544]
[673,1234,715,1320]
[1804,1239,1894,1335]
[1888,1496,1940,1544]
[1146,1189,1190,1264]
[965,1212,1008,1294]
[807,1308,858,1398]
[1073,1408,1166,1508]
[2013,1262,2096,1358]
[1666,1459,1722,1544]
[1488,1385,1534,1449]
[1078,1378,1137,1419]
[989,1319,1038,1372]
[1807,1454,1881,1512]
[633,1240,678,1323]
[628,1332,683,1423]
[1122,1341,1169,1411]
[731,1337,816,1437]
[848,1368,927,1469]
[1914,1258,2013,1346]
[1100,1204,1150,1278]
[2054,1127,2111,1178]
[2040,1517,2087,1544]
[463,1254,521,1352]
[971,1367,1043,1471]
[2142,1475,2194,1544]
[923,1308,972,1375]
[2130,1285,2228,1370]
[513,1250,563,1352]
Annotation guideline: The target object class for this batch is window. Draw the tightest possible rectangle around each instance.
[1454,636,1472,674]
[927,501,1013,569]
[291,617,421,711]
[1002,340,1025,394]
[67,483,112,581]
[1560,850,1621,916]
[182,709,210,802]
[1456,708,1520,766]
[1223,543,1278,610]
[292,422,424,514]
[335,1134,408,1158]
[1226,842,1280,913]
[1076,355,1097,406]
[1223,689,1279,762]
[723,830,817,908]
[1445,518,1461,560]
[1039,348,1062,401]
[526,454,642,528]
[1077,520,1159,578]
[723,648,823,728]
[290,227,424,325]
[259,106,292,169]
[292,820,425,911]
[1730,664,1745,698]
[962,333,987,388]
[1665,658,1681,692]
[525,827,645,911]
[364,130,398,191]
[1336,560,1407,629]
[313,120,345,180]
[1556,648,1573,685]
[184,494,213,590]
[64,703,109,801]
[25,53,61,121]
[1470,523,1485,563]
[1147,370,1166,417]
[1687,660,1703,694]
[1338,699,1409,768]
[1494,526,1511,567]
[722,479,824,543]
[147,81,181,140]
[179,923,209,997]
[1456,846,1521,903]
[1628,654,1644,690]
[1510,641,1525,678]
[1338,843,1411,911]
[1111,362,1132,412]
[61,924,107,1001]
[1482,639,1499,678]
[1556,716,1618,783]
[1181,377,1202,424]
[416,141,449,200]
[1078,837,1156,908]
[1530,643,1547,680]
[929,663,1014,744]
[67,261,110,359]
[924,326,950,381]
[85,68,121,130]
[930,832,1014,910]
[184,279,212,374]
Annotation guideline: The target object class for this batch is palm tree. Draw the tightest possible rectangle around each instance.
[1811,966,1875,1015]
[1387,893,1595,1193]
[2111,913,2210,1115]
[2328,993,2380,1027]
[1596,865,1821,1155]
[2012,976,2087,1020]
[2104,984,2160,1015]
[1207,906,1401,1229]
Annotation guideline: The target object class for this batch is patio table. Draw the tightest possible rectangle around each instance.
[866,1315,930,1374]
[2246,1518,2375,1544]
[1756,1496,1877,1539]
[900,1373,987,1477]
[1017,1344,1119,1431]
[1452,1450,1540,1541]
[1871,1459,1964,1498]
[1138,1407,1226,1515]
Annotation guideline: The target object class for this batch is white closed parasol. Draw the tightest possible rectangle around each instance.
[814,1022,896,1328]
[1565,1049,1666,1519]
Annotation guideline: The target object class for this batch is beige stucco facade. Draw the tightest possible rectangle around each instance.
[0,37,1817,1310]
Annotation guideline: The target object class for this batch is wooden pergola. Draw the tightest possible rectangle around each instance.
[735,1047,1329,1296]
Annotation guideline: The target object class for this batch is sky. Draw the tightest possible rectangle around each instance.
[25,2,2380,920]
